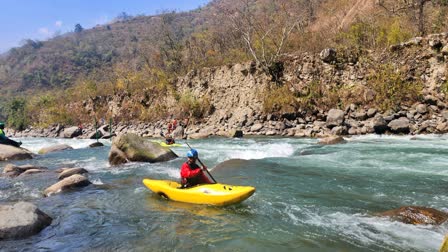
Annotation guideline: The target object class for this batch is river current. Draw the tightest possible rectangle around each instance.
[1,135,447,251]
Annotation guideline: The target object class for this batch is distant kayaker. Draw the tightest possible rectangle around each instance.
[0,122,22,147]
[165,135,175,145]
[180,149,212,188]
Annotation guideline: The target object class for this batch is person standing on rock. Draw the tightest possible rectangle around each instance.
[0,122,22,147]
[180,149,212,188]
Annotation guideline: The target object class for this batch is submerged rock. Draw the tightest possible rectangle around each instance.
[38,144,73,154]
[89,142,104,148]
[318,136,346,145]
[0,202,52,240]
[378,206,448,225]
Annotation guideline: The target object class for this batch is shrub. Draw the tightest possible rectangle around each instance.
[262,84,299,114]
[366,64,422,111]
[177,92,212,118]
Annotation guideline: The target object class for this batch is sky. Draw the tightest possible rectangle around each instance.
[0,0,211,53]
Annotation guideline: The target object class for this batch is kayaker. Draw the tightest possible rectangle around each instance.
[165,135,175,145]
[0,122,22,147]
[180,149,212,188]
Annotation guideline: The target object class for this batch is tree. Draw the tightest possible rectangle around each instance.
[219,0,306,75]
[6,97,28,130]
[74,23,84,33]
[378,0,447,35]
[115,12,132,21]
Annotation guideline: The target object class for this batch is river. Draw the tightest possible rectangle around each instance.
[1,135,447,251]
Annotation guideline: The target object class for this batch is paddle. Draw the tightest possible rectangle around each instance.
[185,142,217,184]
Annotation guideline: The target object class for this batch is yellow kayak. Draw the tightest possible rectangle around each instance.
[153,141,183,147]
[142,179,256,206]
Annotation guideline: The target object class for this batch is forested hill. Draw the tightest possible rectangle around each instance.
[1,0,448,128]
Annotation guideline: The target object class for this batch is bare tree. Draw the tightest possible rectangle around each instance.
[377,0,440,36]
[219,0,306,73]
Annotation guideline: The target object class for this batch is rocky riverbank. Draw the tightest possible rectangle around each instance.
[6,95,448,140]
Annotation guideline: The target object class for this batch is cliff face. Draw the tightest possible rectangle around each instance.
[161,33,448,128]
[15,32,448,138]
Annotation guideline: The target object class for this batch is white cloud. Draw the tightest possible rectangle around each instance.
[55,20,63,27]
[38,27,51,36]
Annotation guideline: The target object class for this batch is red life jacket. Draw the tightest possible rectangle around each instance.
[180,161,211,187]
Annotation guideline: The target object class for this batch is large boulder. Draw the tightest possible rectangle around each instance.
[0,145,33,161]
[38,144,73,154]
[371,116,388,134]
[108,133,178,165]
[0,202,52,240]
[388,117,410,134]
[326,109,345,128]
[63,126,82,138]
[44,174,91,197]
[378,206,448,225]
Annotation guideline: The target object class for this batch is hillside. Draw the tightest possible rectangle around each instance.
[1,0,448,130]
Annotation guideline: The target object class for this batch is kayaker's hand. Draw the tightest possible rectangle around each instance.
[202,166,207,171]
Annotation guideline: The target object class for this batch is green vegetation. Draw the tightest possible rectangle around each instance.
[6,98,28,130]
[367,64,423,111]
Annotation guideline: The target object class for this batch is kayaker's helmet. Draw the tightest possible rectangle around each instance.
[0,122,4,129]
[187,149,198,158]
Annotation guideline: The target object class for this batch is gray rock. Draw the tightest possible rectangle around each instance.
[3,164,48,177]
[320,48,336,63]
[326,109,345,128]
[388,117,410,134]
[0,145,33,161]
[108,133,178,166]
[330,126,347,135]
[58,168,88,180]
[0,202,52,240]
[44,174,91,197]
[366,108,377,118]
[87,131,103,139]
[63,126,82,138]
[250,123,264,132]
[416,104,428,114]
